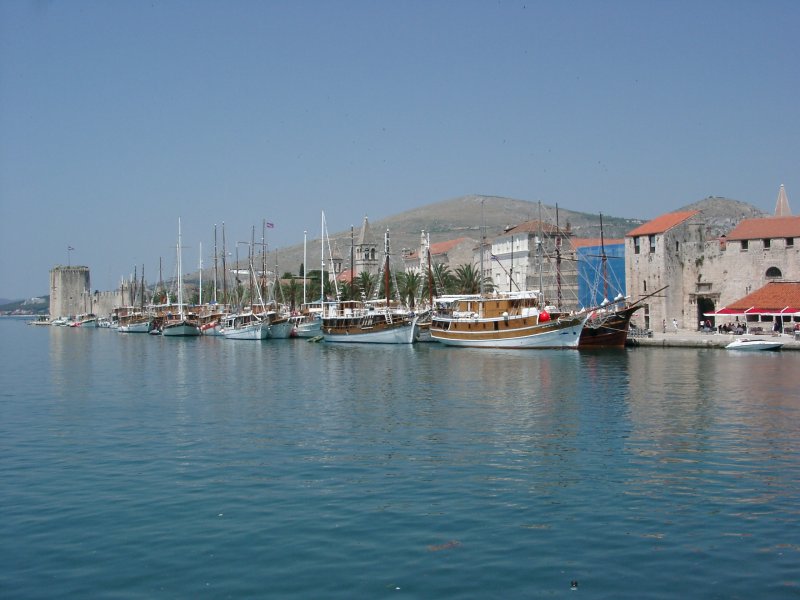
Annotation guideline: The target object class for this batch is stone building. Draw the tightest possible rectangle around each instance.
[401,232,477,273]
[353,215,379,277]
[625,187,799,331]
[49,266,91,319]
[49,265,133,320]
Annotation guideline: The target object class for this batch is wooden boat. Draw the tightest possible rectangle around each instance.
[725,338,783,351]
[290,311,322,338]
[321,228,418,344]
[118,315,151,333]
[322,300,418,344]
[579,301,642,348]
[220,311,268,340]
[430,291,587,348]
[161,218,201,337]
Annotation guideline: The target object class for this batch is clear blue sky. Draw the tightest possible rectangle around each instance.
[1,0,798,299]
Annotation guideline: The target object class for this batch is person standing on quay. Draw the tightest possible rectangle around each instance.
[673,318,678,333]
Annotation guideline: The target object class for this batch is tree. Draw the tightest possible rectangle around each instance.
[425,262,454,297]
[356,271,376,300]
[453,263,493,294]
[282,278,301,310]
[396,271,422,309]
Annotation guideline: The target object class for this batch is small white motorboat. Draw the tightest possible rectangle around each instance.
[725,337,783,351]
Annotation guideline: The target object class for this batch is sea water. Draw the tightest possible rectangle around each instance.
[1,318,799,599]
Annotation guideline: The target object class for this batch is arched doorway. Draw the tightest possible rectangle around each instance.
[697,297,716,330]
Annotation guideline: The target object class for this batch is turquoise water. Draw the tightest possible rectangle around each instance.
[1,318,799,598]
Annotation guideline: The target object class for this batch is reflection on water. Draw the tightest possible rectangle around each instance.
[2,320,799,598]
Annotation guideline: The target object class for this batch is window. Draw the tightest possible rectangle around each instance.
[741,240,749,251]
[643,280,647,292]
[766,267,782,279]
[675,241,679,252]
[764,238,771,250]
[634,238,640,254]
[787,238,794,248]
[649,235,656,253]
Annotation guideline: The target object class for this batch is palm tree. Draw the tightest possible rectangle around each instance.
[396,271,422,309]
[425,262,454,297]
[282,278,301,310]
[453,263,494,294]
[356,271,376,300]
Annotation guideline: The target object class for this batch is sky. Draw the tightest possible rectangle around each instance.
[1,0,798,299]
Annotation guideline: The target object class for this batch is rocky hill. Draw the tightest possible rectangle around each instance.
[184,194,763,281]
[193,195,645,280]
[678,196,767,239]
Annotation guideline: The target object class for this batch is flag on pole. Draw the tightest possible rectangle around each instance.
[266,222,274,228]
[68,246,75,251]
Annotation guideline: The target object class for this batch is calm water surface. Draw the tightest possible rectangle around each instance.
[1,318,799,598]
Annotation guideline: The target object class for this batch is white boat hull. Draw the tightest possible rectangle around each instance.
[162,321,201,337]
[267,320,294,339]
[725,338,783,351]
[221,322,268,340]
[323,321,418,344]
[291,318,322,338]
[118,321,151,333]
[431,316,586,348]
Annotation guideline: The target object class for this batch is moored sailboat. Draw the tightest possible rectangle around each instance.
[321,227,418,344]
[162,218,201,337]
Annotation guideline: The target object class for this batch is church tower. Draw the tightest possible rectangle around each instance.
[354,215,379,276]
[774,184,792,216]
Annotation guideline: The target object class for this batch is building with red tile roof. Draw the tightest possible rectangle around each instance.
[725,215,800,241]
[623,189,799,332]
[626,211,699,237]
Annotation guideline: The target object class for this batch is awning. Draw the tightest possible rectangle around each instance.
[704,306,800,317]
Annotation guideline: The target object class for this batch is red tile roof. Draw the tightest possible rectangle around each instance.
[719,281,800,314]
[726,216,800,241]
[405,237,471,260]
[335,268,356,282]
[626,211,699,237]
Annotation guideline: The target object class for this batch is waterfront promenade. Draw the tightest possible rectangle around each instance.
[628,327,800,350]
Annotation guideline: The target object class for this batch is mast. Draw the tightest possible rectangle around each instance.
[600,212,608,303]
[509,234,514,292]
[262,219,268,304]
[221,222,228,305]
[140,264,145,312]
[384,229,390,303]
[303,230,307,306]
[213,224,219,304]
[427,231,434,306]
[480,199,485,296]
[537,202,544,307]
[176,218,184,319]
[320,212,325,305]
[556,203,562,309]
[199,242,203,306]
[350,225,354,293]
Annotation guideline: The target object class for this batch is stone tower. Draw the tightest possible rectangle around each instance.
[49,266,91,319]
[354,215,379,276]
